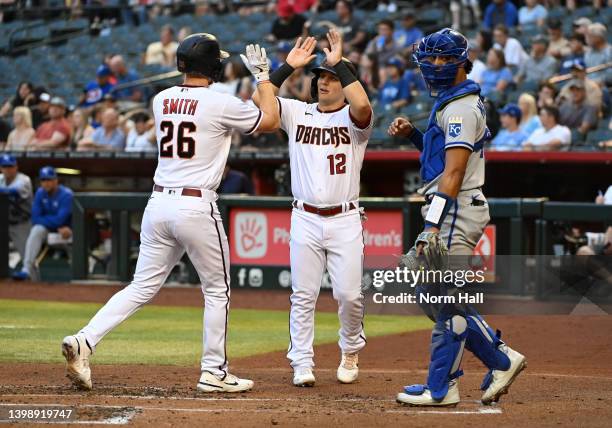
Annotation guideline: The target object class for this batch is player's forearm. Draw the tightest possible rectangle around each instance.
[437,169,465,200]
[334,61,371,122]
[255,82,280,132]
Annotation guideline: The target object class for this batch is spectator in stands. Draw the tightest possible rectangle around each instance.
[278,66,311,101]
[365,19,399,66]
[0,154,32,264]
[80,65,115,108]
[403,67,427,96]
[483,0,518,31]
[359,53,380,97]
[523,106,571,151]
[145,25,179,69]
[278,0,318,14]
[518,0,547,27]
[30,91,51,130]
[515,35,558,84]
[332,0,367,52]
[177,26,192,43]
[393,12,423,56]
[270,41,292,71]
[378,57,410,110]
[0,81,34,118]
[70,108,94,147]
[124,112,156,153]
[491,103,528,150]
[6,107,35,151]
[109,55,143,102]
[518,93,542,136]
[476,29,493,53]
[572,17,592,37]
[211,59,250,96]
[270,3,307,41]
[537,81,558,109]
[584,23,611,85]
[546,18,571,60]
[493,24,528,69]
[560,33,586,75]
[480,48,513,97]
[77,108,125,151]
[29,97,72,151]
[218,165,255,195]
[467,40,487,83]
[12,166,72,282]
[558,59,603,110]
[558,79,599,135]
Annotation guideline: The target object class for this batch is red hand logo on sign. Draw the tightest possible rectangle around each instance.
[240,218,263,253]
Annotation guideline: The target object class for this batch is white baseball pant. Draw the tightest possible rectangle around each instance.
[79,189,231,376]
[287,207,366,370]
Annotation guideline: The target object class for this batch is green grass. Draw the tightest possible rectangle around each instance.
[0,299,431,366]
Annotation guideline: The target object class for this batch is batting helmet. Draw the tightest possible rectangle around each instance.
[412,28,472,95]
[176,33,229,81]
[310,58,358,100]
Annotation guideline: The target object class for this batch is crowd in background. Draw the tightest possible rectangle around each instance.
[0,0,610,153]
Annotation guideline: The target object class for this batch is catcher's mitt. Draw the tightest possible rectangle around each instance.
[399,231,449,272]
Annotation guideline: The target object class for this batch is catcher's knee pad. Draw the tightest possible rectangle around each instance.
[426,314,467,401]
[465,310,511,372]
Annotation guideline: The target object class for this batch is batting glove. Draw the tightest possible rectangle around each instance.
[240,44,270,84]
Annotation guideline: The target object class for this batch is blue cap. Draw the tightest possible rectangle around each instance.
[386,57,404,69]
[498,103,522,121]
[277,41,292,53]
[96,64,112,77]
[0,154,17,167]
[39,166,57,180]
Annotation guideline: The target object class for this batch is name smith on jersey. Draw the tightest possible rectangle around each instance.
[162,98,199,116]
[295,124,351,147]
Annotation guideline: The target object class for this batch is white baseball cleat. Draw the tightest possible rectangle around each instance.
[196,371,254,393]
[337,353,359,384]
[481,345,527,405]
[396,380,460,407]
[293,367,315,387]
[61,334,92,390]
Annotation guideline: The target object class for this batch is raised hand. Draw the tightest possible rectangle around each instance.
[323,28,343,66]
[240,44,270,83]
[286,37,317,69]
[388,117,414,137]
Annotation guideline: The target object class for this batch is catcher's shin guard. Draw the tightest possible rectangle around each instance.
[465,310,511,389]
[406,315,467,401]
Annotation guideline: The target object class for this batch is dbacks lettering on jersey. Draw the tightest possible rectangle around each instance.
[162,98,199,116]
[295,125,351,147]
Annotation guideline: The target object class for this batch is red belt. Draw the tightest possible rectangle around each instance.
[293,200,356,217]
[153,184,202,198]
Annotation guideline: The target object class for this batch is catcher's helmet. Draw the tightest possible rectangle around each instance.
[412,28,472,96]
[177,33,229,81]
[310,58,358,100]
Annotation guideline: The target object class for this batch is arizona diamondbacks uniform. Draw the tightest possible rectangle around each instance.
[0,172,32,260]
[278,97,372,370]
[79,85,262,377]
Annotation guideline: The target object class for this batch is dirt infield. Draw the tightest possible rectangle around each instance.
[1,282,612,427]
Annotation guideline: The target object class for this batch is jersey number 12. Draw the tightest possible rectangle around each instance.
[327,153,346,175]
[159,121,196,159]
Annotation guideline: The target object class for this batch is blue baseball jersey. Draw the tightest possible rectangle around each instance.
[32,185,73,231]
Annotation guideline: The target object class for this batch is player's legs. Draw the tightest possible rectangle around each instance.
[175,201,231,377]
[9,221,30,262]
[325,212,366,355]
[288,209,326,371]
[79,198,185,347]
[21,224,48,281]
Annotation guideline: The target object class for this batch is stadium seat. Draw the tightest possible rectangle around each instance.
[586,129,612,146]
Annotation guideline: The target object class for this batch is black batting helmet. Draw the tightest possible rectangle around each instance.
[310,58,358,100]
[176,33,229,81]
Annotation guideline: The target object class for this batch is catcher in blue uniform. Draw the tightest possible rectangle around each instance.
[388,28,526,406]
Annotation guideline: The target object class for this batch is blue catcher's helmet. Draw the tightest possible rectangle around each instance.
[413,28,472,96]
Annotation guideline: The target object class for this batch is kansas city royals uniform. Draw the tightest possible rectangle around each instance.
[278,97,372,370]
[0,171,32,261]
[78,85,262,377]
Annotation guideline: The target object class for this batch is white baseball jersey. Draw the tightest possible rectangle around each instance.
[278,98,372,206]
[152,85,262,190]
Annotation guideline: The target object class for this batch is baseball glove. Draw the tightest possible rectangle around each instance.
[399,231,449,271]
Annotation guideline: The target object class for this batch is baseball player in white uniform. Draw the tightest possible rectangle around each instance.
[61,34,280,392]
[248,31,373,387]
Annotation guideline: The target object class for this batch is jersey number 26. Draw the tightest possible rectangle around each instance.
[159,121,196,159]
